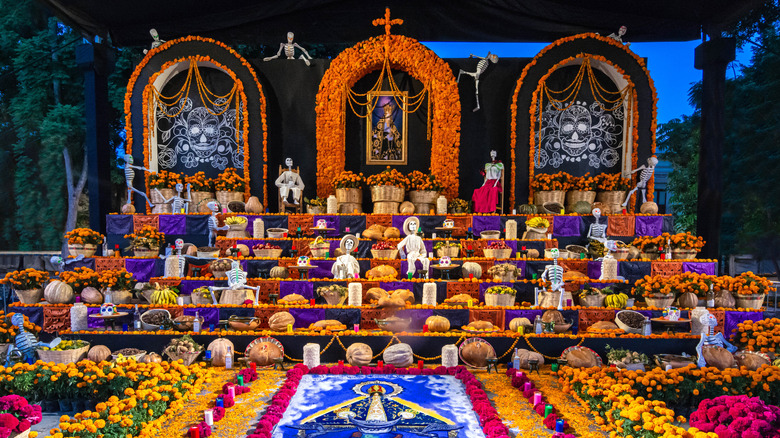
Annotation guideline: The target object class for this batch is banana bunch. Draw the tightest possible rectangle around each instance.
[526,217,550,229]
[605,293,629,309]
[225,216,247,225]
[773,357,780,367]
[151,284,179,304]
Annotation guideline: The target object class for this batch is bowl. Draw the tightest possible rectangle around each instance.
[480,230,500,239]
[615,310,645,334]
[140,309,171,331]
[375,318,411,333]
[267,228,288,238]
[172,315,195,331]
[228,316,261,331]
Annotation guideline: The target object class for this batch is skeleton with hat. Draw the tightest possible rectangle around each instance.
[397,216,429,277]
[332,234,360,279]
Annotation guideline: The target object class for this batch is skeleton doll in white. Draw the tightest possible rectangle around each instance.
[332,234,360,279]
[263,32,313,66]
[457,52,498,112]
[154,183,192,213]
[206,200,229,247]
[622,156,658,208]
[695,311,737,368]
[275,158,305,206]
[209,260,261,304]
[586,207,607,244]
[123,154,154,208]
[541,248,565,310]
[397,217,430,278]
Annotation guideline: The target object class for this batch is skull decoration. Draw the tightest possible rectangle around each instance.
[100,303,117,316]
[549,248,560,259]
[443,219,455,228]
[186,107,220,158]
[175,239,184,251]
[439,256,452,267]
[297,256,310,266]
[662,307,680,321]
[558,104,592,157]
[316,219,328,229]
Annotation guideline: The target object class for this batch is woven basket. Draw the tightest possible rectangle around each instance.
[640,251,660,260]
[491,272,517,282]
[370,185,405,203]
[409,190,439,204]
[373,201,399,214]
[371,249,398,259]
[133,247,159,258]
[484,293,515,307]
[190,191,214,210]
[579,293,605,307]
[164,349,201,366]
[436,246,460,258]
[534,190,566,207]
[596,191,625,214]
[68,244,97,257]
[216,190,244,207]
[611,248,630,260]
[336,188,363,204]
[267,228,288,238]
[191,289,218,305]
[672,249,698,260]
[735,294,765,310]
[253,248,283,258]
[484,248,512,259]
[151,188,174,214]
[645,294,676,308]
[306,205,325,215]
[566,190,596,206]
[480,230,500,239]
[310,242,330,258]
[37,344,89,364]
[338,202,362,214]
[225,221,248,238]
[14,288,43,304]
[219,289,254,305]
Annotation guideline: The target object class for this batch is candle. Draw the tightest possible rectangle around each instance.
[122,324,128,331]
[356,233,361,238]
[377,360,383,368]
[532,391,542,405]
[354,324,359,333]
[180,208,185,214]
[544,404,553,418]
[292,244,297,250]
[468,227,472,233]
[204,409,213,426]
[469,273,474,279]
[555,419,564,432]
[423,324,429,333]
[429,208,435,215]
[551,363,559,372]
[432,232,437,239]
[418,360,423,370]
[287,324,293,333]
[517,326,524,335]
[353,209,358,214]
[467,300,473,307]
[205,350,212,360]
[237,375,244,386]
[250,362,256,371]
[216,397,224,408]
[310,299,316,306]
[522,246,526,251]
[515,371,524,378]
[513,209,517,214]
[566,299,572,307]
[560,208,564,215]
[622,208,627,215]
[177,297,184,306]
[345,227,350,233]
[228,385,236,398]
[408,272,414,279]
[190,426,200,438]
[338,360,344,366]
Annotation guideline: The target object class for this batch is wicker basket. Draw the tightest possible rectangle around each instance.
[338,203,362,214]
[151,188,174,214]
[140,309,171,331]
[163,349,201,366]
[110,289,133,304]
[409,190,439,204]
[544,248,570,259]
[491,272,517,282]
[68,244,97,257]
[253,248,283,258]
[480,230,500,239]
[579,293,605,307]
[219,289,254,305]
[37,344,89,364]
[216,191,244,207]
[191,289,218,305]
[190,191,214,210]
[371,249,398,259]
[370,185,405,203]
[735,294,765,310]
[436,246,460,258]
[310,242,330,258]
[306,205,325,215]
[596,191,625,214]
[14,288,43,304]
[133,247,159,258]
[672,249,698,260]
[373,201,399,214]
[611,248,630,260]
[534,190,566,207]
[225,221,249,239]
[484,248,512,259]
[615,310,644,334]
[484,293,515,307]
[566,190,596,206]
[336,188,363,204]
[645,294,676,308]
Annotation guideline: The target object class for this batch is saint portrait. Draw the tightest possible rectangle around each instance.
[366,91,407,165]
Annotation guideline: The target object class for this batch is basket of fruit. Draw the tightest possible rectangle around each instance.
[209,259,232,278]
[112,348,147,362]
[309,236,331,258]
[483,241,512,259]
[371,241,398,259]
[225,216,249,238]
[163,335,203,366]
[37,339,90,364]
[253,243,283,258]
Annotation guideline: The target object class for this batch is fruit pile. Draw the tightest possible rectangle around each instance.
[372,241,394,250]
[225,216,247,225]
[486,241,510,249]
[252,243,281,250]
[605,292,630,308]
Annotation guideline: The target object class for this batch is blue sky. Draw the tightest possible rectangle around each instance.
[422,41,752,124]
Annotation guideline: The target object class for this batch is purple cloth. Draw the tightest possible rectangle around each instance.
[504,309,545,329]
[392,215,411,235]
[308,261,334,279]
[107,215,133,235]
[553,216,580,237]
[395,309,433,329]
[400,261,431,277]
[479,282,514,302]
[635,216,663,237]
[682,262,716,275]
[159,215,186,234]
[631,310,653,318]
[182,307,219,326]
[379,281,413,291]
[313,216,341,237]
[62,258,96,271]
[289,308,325,328]
[280,281,314,299]
[87,307,106,329]
[179,280,213,296]
[587,261,602,279]
[125,259,161,282]
[472,216,502,234]
[724,311,764,337]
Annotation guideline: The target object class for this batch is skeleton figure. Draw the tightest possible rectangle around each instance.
[50,255,85,272]
[397,217,430,278]
[5,313,60,366]
[275,158,305,206]
[123,154,155,208]
[695,311,737,368]
[207,200,229,247]
[154,183,192,214]
[622,156,658,208]
[332,235,360,279]
[263,32,313,66]
[540,248,565,310]
[143,28,165,55]
[209,260,261,304]
[607,26,630,47]
[457,52,498,112]
[587,207,607,244]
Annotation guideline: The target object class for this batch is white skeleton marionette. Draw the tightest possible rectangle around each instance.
[622,156,658,208]
[695,311,737,368]
[208,260,261,304]
[541,248,565,310]
[263,32,313,66]
[397,217,430,278]
[123,154,154,208]
[154,183,192,214]
[587,207,607,244]
[206,200,230,247]
[143,28,165,54]
[332,234,360,279]
[275,157,305,206]
[607,26,630,47]
[457,52,498,112]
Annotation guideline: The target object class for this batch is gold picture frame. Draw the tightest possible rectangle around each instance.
[366,91,408,165]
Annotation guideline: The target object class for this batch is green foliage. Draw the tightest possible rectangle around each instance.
[657,114,700,233]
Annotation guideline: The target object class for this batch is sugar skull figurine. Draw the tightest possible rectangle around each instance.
[100,303,117,316]
[316,219,328,229]
[297,256,311,266]
[443,219,455,228]
[439,256,452,267]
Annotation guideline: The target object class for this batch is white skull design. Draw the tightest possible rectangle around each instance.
[558,104,591,157]
[186,107,220,158]
[439,256,452,267]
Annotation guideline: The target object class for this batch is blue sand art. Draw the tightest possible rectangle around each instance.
[274,374,485,438]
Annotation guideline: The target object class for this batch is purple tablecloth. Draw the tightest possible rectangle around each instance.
[312,215,341,238]
[553,216,581,237]
[682,262,716,275]
[504,309,545,329]
[289,308,325,328]
[379,281,413,291]
[587,261,602,279]
[472,216,502,234]
[182,307,220,326]
[159,215,186,235]
[125,259,162,282]
[724,311,763,337]
[280,281,314,299]
[635,216,663,236]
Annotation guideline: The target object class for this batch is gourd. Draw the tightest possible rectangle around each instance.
[268,312,295,331]
[678,292,699,308]
[87,345,111,362]
[141,352,163,364]
[542,310,564,325]
[81,287,103,304]
[383,343,413,367]
[245,196,263,214]
[565,347,601,368]
[235,244,250,257]
[383,227,401,239]
[513,348,544,369]
[714,290,736,308]
[425,315,450,332]
[44,280,74,304]
[207,338,235,367]
[248,341,282,366]
[640,202,659,214]
[508,317,531,332]
[390,289,414,304]
[461,340,493,368]
[120,203,136,214]
[572,201,592,214]
[270,266,289,279]
[702,346,736,370]
[461,262,483,279]
[346,343,373,366]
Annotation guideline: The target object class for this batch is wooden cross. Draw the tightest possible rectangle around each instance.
[372,7,403,37]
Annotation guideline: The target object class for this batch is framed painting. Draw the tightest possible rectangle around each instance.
[366,91,408,165]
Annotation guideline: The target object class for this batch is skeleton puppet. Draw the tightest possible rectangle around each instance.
[123,154,155,208]
[143,28,165,55]
[586,207,607,244]
[607,26,630,47]
[263,32,313,66]
[695,311,737,368]
[332,235,360,279]
[275,158,305,206]
[397,217,430,278]
[457,52,498,112]
[206,200,230,247]
[6,313,60,366]
[622,156,658,208]
[540,248,565,310]
[154,183,192,214]
[209,260,261,304]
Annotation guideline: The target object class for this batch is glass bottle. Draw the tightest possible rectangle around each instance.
[193,311,202,333]
[706,284,715,308]
[642,318,652,336]
[133,304,142,331]
[534,315,542,334]
[224,346,233,369]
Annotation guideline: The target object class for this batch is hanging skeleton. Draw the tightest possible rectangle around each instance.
[209,261,261,304]
[622,156,658,208]
[5,314,60,366]
[695,311,737,368]
[540,248,565,310]
[607,26,631,48]
[457,52,498,112]
[263,32,313,66]
[123,154,155,208]
[143,28,165,55]
[207,201,230,247]
[154,183,192,213]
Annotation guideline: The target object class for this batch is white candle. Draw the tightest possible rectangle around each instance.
[204,409,213,426]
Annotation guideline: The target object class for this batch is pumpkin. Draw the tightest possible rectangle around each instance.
[390,289,414,304]
[87,345,111,362]
[245,196,263,214]
[702,346,736,370]
[527,249,540,258]
[141,352,163,364]
[517,204,537,215]
[588,321,619,332]
[346,343,373,366]
[207,338,234,367]
[425,315,450,332]
[715,290,736,308]
[736,351,770,371]
[461,340,494,368]
[377,295,405,308]
[461,262,483,279]
[509,317,532,332]
[383,343,413,367]
[44,280,74,304]
[565,348,601,368]
[399,201,415,214]
[542,310,564,325]
[248,341,282,366]
[513,348,544,369]
[640,202,659,214]
[270,266,289,279]
[383,227,401,239]
[678,292,699,308]
[366,265,398,279]
[268,312,295,331]
[366,288,388,303]
[80,287,103,304]
[467,320,494,330]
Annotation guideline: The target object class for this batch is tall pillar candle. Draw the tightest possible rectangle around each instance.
[505,220,518,240]
[70,299,88,332]
[348,283,363,306]
[164,255,181,278]
[436,196,448,215]
[303,343,320,368]
[422,283,437,306]
[442,344,458,367]
[327,195,338,214]
[253,218,265,239]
